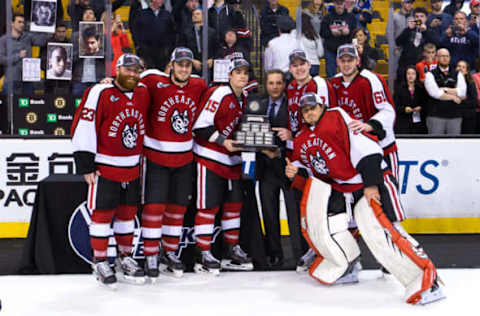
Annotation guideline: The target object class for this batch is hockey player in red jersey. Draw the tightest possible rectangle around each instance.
[330,44,399,182]
[139,47,208,279]
[192,58,253,275]
[284,92,444,305]
[282,49,336,141]
[71,54,149,288]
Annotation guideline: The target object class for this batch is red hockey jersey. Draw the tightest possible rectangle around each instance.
[193,85,245,180]
[330,69,397,154]
[291,108,386,193]
[140,70,208,167]
[286,76,336,135]
[71,83,149,182]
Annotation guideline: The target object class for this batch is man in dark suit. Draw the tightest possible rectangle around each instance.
[256,69,304,267]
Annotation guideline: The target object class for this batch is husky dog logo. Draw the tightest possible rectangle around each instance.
[309,151,329,174]
[289,110,299,132]
[110,95,120,102]
[122,123,138,149]
[171,109,189,134]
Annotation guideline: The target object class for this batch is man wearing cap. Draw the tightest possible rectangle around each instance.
[469,0,480,31]
[139,47,208,280]
[283,49,336,139]
[191,58,254,274]
[330,44,399,181]
[427,0,453,38]
[283,92,444,305]
[71,53,149,288]
[264,15,297,73]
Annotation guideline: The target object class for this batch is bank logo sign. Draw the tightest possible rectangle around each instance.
[18,128,29,136]
[18,98,29,107]
[47,113,58,123]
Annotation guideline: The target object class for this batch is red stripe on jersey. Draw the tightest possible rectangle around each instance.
[97,165,140,183]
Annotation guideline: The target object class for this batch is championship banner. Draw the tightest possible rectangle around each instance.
[12,95,82,136]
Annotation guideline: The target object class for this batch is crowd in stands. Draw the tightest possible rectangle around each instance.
[0,0,480,135]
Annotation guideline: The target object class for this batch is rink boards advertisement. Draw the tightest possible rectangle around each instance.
[1,137,480,237]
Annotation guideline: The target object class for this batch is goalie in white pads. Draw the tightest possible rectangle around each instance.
[284,92,444,305]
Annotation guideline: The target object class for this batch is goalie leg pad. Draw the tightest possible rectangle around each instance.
[300,178,361,285]
[354,197,444,304]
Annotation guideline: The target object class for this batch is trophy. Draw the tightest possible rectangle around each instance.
[234,97,278,152]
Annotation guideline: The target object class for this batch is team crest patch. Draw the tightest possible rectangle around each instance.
[171,109,189,134]
[110,95,120,102]
[122,123,138,149]
[289,110,299,132]
[157,82,170,88]
[309,151,329,174]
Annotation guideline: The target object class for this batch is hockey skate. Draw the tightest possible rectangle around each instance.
[417,278,446,305]
[221,244,254,271]
[194,248,221,276]
[92,260,117,290]
[144,255,159,283]
[334,259,361,285]
[115,256,146,285]
[296,248,317,273]
[158,249,185,278]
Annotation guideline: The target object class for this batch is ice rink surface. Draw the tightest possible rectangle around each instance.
[0,269,478,316]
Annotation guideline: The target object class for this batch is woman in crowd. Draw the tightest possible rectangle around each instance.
[303,0,327,35]
[394,65,428,134]
[352,27,378,71]
[472,64,480,133]
[291,13,324,76]
[456,60,478,134]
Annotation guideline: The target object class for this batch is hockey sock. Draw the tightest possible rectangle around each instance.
[221,202,242,245]
[114,204,138,256]
[141,203,166,256]
[162,204,187,252]
[194,207,220,251]
[90,209,115,260]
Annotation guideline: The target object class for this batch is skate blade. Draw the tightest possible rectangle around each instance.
[221,260,253,271]
[116,273,147,285]
[159,264,184,278]
[334,273,359,285]
[296,266,309,273]
[146,276,159,284]
[419,287,446,305]
[96,279,118,290]
[194,263,220,276]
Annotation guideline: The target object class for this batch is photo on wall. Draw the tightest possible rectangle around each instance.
[47,43,73,80]
[79,22,105,58]
[30,0,57,33]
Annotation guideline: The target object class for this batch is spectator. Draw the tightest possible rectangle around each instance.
[386,0,413,89]
[260,0,290,47]
[0,14,48,95]
[303,0,327,36]
[69,0,128,31]
[71,12,109,96]
[424,48,466,134]
[352,27,378,71]
[443,0,466,17]
[132,0,176,70]
[40,22,71,94]
[208,0,250,49]
[472,67,480,132]
[264,15,297,73]
[179,8,217,75]
[427,0,454,39]
[291,14,324,76]
[108,14,132,77]
[440,11,479,67]
[468,0,480,34]
[456,60,478,133]
[172,0,199,39]
[319,0,357,78]
[394,66,428,134]
[395,8,437,82]
[416,42,438,83]
[352,0,372,32]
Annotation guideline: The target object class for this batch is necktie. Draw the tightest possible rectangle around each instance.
[269,102,277,123]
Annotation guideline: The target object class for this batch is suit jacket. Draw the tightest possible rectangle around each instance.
[255,95,289,182]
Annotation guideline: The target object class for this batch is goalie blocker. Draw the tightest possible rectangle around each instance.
[300,177,445,305]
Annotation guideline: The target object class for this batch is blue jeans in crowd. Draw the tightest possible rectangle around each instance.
[325,50,338,78]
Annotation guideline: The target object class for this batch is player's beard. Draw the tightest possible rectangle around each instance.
[117,73,139,90]
[173,72,189,84]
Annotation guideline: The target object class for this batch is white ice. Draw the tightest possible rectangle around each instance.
[0,269,478,316]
